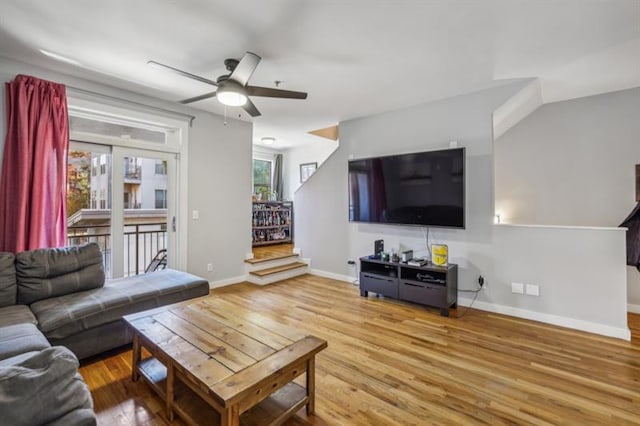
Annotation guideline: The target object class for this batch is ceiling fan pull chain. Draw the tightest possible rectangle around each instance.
[224,105,228,126]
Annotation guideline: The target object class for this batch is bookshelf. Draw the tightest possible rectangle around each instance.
[252,201,293,246]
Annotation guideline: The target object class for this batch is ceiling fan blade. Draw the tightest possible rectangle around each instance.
[246,86,308,99]
[242,98,261,117]
[229,52,261,86]
[180,91,217,104]
[148,60,218,86]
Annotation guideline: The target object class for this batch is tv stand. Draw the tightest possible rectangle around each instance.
[359,257,458,316]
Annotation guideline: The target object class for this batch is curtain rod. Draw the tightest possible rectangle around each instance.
[66,86,196,127]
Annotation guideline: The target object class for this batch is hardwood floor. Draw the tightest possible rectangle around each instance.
[252,243,294,260]
[80,275,640,425]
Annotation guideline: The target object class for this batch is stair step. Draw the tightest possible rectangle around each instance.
[249,261,308,277]
[244,253,299,264]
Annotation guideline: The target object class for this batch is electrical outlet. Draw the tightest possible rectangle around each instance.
[525,284,539,296]
[511,282,524,294]
[207,263,213,272]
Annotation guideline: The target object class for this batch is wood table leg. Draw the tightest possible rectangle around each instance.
[220,405,240,426]
[131,333,141,382]
[166,362,175,422]
[306,357,316,415]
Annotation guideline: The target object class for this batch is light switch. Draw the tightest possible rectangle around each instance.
[192,210,199,220]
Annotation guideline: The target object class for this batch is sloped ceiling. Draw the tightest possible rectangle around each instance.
[0,0,638,148]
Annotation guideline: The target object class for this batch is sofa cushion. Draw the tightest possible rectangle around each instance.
[0,346,95,426]
[0,252,16,307]
[0,323,50,361]
[0,305,38,327]
[30,269,209,340]
[15,242,105,305]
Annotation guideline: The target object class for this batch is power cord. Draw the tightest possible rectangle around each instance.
[458,276,485,317]
[458,291,479,318]
[422,227,432,260]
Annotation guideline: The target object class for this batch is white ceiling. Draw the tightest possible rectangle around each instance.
[0,0,638,149]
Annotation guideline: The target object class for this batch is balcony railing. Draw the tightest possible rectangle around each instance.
[67,222,167,278]
[124,165,142,181]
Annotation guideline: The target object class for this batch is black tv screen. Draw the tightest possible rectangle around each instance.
[348,148,465,228]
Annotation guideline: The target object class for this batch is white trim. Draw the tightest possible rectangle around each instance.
[67,96,190,274]
[459,297,631,341]
[628,303,640,314]
[310,268,354,283]
[494,223,625,232]
[209,275,247,289]
[293,247,302,255]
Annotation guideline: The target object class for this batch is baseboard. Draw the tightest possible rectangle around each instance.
[628,303,640,314]
[209,275,247,289]
[459,297,631,341]
[310,268,356,284]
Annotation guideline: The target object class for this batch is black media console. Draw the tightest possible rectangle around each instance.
[359,257,458,317]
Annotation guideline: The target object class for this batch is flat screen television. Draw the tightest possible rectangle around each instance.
[348,148,465,228]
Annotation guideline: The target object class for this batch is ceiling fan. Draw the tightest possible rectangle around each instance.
[148,52,307,117]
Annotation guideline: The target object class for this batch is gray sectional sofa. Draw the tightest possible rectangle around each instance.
[0,243,210,425]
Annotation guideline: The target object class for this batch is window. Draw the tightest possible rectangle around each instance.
[253,159,272,196]
[155,189,167,209]
[91,190,97,209]
[91,157,98,176]
[155,160,167,175]
[100,154,107,175]
[99,189,106,209]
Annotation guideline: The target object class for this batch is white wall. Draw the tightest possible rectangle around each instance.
[495,88,640,227]
[0,57,253,284]
[495,87,640,307]
[295,82,630,339]
[283,139,338,201]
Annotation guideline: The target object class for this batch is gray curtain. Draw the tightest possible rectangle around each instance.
[272,154,284,201]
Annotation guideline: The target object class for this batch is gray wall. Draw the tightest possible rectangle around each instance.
[0,57,253,283]
[495,88,640,306]
[295,82,629,337]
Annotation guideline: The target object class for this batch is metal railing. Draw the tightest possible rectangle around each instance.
[67,222,167,278]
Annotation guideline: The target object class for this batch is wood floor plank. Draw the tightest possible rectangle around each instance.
[81,276,640,425]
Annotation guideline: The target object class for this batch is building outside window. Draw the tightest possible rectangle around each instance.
[155,160,167,175]
[155,189,167,209]
[100,154,107,175]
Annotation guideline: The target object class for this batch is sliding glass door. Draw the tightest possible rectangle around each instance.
[67,142,178,278]
[112,147,177,277]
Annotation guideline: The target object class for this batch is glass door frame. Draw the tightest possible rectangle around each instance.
[68,95,190,278]
[111,147,178,277]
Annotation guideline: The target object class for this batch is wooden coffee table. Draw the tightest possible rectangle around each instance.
[123,297,327,426]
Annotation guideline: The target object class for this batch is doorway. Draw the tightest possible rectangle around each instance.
[66,142,178,278]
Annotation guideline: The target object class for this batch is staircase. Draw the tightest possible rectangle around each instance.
[244,253,309,285]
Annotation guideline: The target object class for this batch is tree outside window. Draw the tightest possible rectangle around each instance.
[253,159,272,197]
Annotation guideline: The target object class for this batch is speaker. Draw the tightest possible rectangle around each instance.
[374,239,384,258]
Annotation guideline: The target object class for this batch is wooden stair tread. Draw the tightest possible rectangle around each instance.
[249,262,308,277]
[244,253,299,264]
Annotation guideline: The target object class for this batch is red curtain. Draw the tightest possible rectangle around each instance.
[0,75,69,253]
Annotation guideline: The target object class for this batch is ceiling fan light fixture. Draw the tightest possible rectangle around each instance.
[216,81,248,106]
